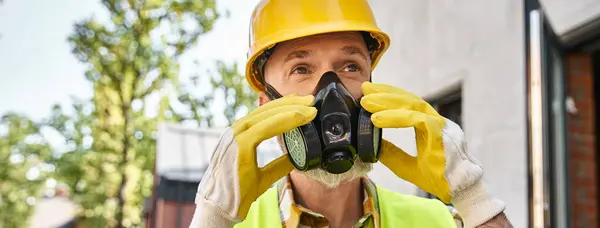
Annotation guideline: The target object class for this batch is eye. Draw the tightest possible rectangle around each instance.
[342,63,361,72]
[292,65,311,75]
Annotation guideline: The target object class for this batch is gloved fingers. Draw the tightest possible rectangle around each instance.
[371,108,440,130]
[233,94,313,124]
[232,105,317,134]
[378,139,423,185]
[361,82,421,100]
[239,107,318,148]
[258,155,294,191]
[361,93,438,115]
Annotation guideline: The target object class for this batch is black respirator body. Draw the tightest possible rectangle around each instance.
[265,72,382,174]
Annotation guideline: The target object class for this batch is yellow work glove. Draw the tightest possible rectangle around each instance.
[360,82,505,228]
[190,94,317,227]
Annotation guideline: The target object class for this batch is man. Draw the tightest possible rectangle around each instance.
[190,0,513,227]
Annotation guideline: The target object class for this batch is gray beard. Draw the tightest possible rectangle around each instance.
[301,159,373,189]
[277,135,373,189]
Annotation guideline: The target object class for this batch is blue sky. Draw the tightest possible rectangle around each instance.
[0,0,259,125]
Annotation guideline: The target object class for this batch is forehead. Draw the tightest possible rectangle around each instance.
[273,32,367,55]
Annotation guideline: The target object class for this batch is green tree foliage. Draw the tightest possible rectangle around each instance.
[175,61,257,127]
[0,113,53,228]
[64,0,219,226]
[211,61,258,125]
[45,98,164,227]
[45,100,94,199]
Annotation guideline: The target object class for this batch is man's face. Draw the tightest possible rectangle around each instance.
[259,31,373,188]
[261,31,371,99]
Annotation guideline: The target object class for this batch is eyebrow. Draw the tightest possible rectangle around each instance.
[284,50,312,63]
[341,45,368,60]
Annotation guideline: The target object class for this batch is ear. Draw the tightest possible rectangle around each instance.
[258,91,270,106]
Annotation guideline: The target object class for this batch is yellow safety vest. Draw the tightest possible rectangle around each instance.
[235,185,457,228]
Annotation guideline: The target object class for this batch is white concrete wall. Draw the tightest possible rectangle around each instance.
[366,1,528,227]
[540,0,600,35]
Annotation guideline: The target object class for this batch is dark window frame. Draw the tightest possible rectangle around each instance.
[525,1,572,226]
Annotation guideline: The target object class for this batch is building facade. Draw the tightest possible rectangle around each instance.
[366,0,600,227]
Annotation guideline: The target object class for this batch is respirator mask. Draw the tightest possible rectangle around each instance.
[265,72,383,174]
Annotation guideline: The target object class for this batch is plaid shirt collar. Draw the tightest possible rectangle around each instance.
[277,176,380,228]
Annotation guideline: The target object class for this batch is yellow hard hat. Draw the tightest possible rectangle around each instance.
[245,0,391,92]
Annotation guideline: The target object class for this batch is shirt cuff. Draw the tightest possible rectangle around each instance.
[451,181,506,228]
[189,197,238,228]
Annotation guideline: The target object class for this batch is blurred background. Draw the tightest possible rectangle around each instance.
[1,0,600,227]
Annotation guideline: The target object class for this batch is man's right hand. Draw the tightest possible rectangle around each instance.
[190,94,317,227]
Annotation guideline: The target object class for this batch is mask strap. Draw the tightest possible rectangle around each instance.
[265,83,283,100]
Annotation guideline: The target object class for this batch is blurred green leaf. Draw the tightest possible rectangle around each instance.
[0,113,53,228]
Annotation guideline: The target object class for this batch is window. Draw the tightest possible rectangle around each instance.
[431,93,462,127]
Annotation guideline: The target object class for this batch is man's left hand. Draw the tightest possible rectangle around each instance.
[360,82,506,228]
